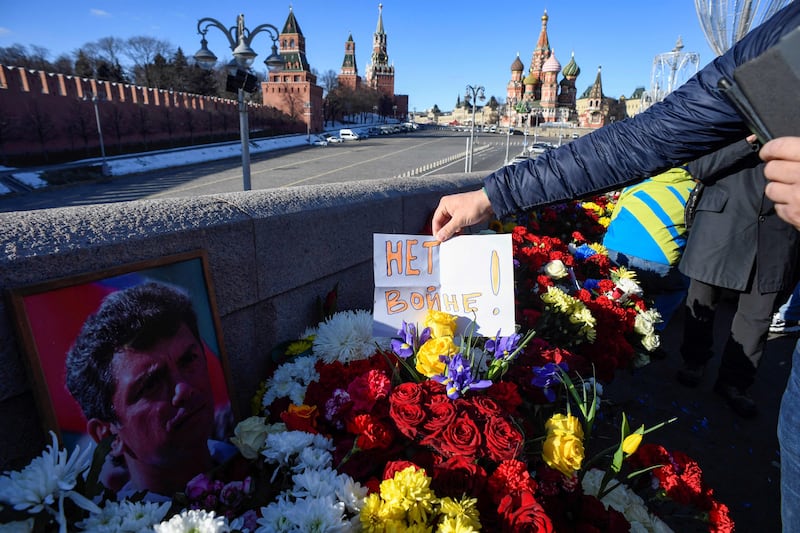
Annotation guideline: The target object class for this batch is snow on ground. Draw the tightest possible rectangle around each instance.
[1,118,384,195]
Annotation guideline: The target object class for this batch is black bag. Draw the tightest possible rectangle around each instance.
[684,181,704,230]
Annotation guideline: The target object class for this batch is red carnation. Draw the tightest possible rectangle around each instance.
[488,459,538,504]
[347,413,395,451]
[486,381,523,414]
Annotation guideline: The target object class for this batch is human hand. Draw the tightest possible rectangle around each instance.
[760,137,800,230]
[431,189,495,241]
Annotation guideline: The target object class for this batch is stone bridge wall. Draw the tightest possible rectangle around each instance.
[0,174,483,469]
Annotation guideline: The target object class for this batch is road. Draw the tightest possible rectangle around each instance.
[0,129,564,213]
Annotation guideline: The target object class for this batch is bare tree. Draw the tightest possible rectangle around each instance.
[26,100,57,162]
[319,69,339,95]
[65,100,95,155]
[125,36,174,87]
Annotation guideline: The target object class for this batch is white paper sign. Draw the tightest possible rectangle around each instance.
[373,233,515,337]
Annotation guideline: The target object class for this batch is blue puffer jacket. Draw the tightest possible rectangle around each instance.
[484,2,800,219]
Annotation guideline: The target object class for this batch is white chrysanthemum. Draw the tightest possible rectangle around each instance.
[312,310,377,364]
[261,355,320,408]
[299,325,318,339]
[0,431,98,518]
[334,474,369,513]
[293,446,333,473]
[256,496,296,533]
[582,469,674,533]
[280,495,348,533]
[290,467,341,499]
[262,431,333,468]
[77,500,171,532]
[154,509,229,533]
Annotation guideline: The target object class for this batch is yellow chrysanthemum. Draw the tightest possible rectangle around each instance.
[361,492,405,532]
[285,338,313,356]
[439,496,481,530]
[613,265,638,282]
[380,467,436,524]
[437,514,482,533]
[597,216,611,228]
[587,242,608,256]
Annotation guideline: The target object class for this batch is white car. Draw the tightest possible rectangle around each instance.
[308,135,328,146]
[325,135,344,143]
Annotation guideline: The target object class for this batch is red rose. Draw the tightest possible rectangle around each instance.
[279,404,318,434]
[431,455,488,498]
[383,460,423,480]
[390,382,426,406]
[422,394,458,434]
[347,413,395,450]
[436,412,482,459]
[466,396,502,419]
[485,415,524,462]
[497,490,554,533]
[389,400,427,439]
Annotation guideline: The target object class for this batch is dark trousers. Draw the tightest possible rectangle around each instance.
[680,274,778,390]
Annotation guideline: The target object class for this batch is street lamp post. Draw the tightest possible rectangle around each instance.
[304,102,311,142]
[193,13,283,191]
[86,93,110,176]
[465,84,485,172]
[504,98,515,165]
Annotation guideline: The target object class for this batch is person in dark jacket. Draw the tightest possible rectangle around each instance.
[430,4,799,530]
[431,4,800,242]
[676,138,800,417]
[762,136,800,533]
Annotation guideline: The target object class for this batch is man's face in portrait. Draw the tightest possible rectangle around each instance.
[107,322,215,467]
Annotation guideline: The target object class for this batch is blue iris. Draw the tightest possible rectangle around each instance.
[434,353,492,400]
[531,362,569,402]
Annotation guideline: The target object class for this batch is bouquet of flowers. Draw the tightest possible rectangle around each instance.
[0,196,733,532]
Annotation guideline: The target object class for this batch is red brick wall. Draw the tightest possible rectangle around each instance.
[0,65,294,165]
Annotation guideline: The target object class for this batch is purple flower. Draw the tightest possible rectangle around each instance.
[434,353,492,400]
[185,473,215,499]
[531,362,569,402]
[485,331,522,360]
[390,321,430,359]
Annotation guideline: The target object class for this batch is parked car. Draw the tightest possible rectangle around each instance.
[308,135,328,146]
[527,142,553,156]
[339,129,361,141]
[323,133,344,143]
[571,132,580,139]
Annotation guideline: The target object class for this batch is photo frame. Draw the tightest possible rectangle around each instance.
[7,249,235,451]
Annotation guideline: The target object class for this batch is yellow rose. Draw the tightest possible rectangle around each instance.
[542,431,585,476]
[545,413,584,439]
[415,336,458,377]
[424,310,458,338]
[230,416,269,459]
[622,432,643,455]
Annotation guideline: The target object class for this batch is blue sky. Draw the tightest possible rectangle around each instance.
[1,1,726,112]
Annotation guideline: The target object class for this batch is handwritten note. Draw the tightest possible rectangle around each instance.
[373,233,515,337]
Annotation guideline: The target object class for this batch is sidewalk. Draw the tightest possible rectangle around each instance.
[604,298,792,532]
